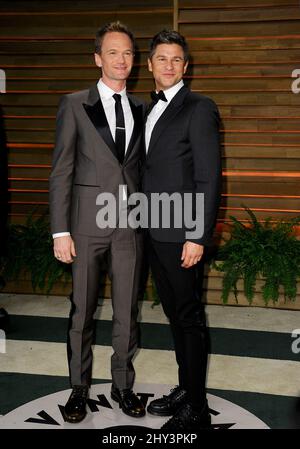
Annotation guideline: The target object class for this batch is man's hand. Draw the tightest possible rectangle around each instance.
[53,235,76,264]
[181,241,204,268]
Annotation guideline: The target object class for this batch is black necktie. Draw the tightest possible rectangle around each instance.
[150,90,167,104]
[113,93,126,164]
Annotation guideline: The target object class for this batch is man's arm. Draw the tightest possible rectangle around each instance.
[49,95,77,263]
[189,97,222,246]
[49,95,77,234]
[181,97,221,268]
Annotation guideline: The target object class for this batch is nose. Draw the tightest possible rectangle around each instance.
[165,59,174,70]
[117,53,126,63]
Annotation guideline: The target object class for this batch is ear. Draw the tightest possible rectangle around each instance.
[183,61,188,75]
[147,58,153,73]
[94,53,102,68]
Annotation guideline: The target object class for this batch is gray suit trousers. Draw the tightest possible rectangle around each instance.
[68,222,142,390]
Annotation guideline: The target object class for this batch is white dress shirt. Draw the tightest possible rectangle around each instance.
[145,80,184,152]
[53,79,133,238]
[97,78,134,152]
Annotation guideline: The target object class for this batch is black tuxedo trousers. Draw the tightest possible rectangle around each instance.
[148,236,208,408]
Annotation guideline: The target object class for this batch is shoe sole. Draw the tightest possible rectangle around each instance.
[111,392,146,418]
[147,406,174,417]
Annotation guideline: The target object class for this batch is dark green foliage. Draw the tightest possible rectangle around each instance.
[0,213,71,294]
[214,207,300,305]
[149,273,160,308]
[142,272,160,307]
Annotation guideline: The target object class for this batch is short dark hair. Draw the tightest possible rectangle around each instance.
[95,21,135,54]
[149,30,189,62]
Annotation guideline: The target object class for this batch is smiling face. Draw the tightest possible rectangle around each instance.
[148,43,188,91]
[94,31,134,90]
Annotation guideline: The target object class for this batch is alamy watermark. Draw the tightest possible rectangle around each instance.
[291,329,300,354]
[0,69,6,93]
[95,186,205,239]
[0,329,6,353]
[291,69,300,94]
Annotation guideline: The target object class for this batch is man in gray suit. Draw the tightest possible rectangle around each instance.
[49,22,145,423]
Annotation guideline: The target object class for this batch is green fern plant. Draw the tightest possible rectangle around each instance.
[214,207,300,305]
[0,213,71,294]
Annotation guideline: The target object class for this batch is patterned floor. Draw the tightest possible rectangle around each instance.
[0,293,300,429]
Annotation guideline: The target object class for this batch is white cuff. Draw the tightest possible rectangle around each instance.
[53,232,71,239]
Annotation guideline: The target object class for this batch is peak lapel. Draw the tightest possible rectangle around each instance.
[124,96,143,163]
[82,85,119,161]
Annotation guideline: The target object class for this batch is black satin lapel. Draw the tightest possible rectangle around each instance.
[125,99,143,162]
[142,122,147,159]
[147,102,183,158]
[146,100,156,117]
[83,99,119,160]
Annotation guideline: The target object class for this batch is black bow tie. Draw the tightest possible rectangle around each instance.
[150,90,167,104]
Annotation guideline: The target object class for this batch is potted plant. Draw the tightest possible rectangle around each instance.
[0,213,72,294]
[0,213,124,299]
[214,207,300,305]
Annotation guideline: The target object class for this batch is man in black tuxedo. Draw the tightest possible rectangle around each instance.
[142,30,221,431]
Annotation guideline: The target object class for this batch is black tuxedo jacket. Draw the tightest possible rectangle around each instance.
[142,85,221,246]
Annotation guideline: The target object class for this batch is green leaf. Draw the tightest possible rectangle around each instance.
[213,206,300,305]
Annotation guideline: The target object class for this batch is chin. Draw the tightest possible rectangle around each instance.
[113,75,128,81]
[113,71,129,78]
[161,83,176,90]
[161,79,176,88]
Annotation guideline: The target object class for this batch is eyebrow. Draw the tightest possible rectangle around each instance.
[105,47,133,52]
[155,54,184,59]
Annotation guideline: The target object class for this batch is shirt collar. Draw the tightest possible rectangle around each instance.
[158,80,184,103]
[97,78,127,100]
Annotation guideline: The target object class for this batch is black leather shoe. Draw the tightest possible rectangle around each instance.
[147,386,187,416]
[111,385,145,418]
[161,403,211,432]
[64,385,89,423]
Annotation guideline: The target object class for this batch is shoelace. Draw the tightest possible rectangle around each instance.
[123,389,134,396]
[118,388,135,399]
[161,404,193,429]
[163,385,186,401]
[71,386,88,399]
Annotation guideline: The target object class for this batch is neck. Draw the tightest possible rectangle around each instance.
[102,77,126,93]
[155,83,164,92]
[155,79,183,93]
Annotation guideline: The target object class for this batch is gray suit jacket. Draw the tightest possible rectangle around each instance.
[49,84,145,237]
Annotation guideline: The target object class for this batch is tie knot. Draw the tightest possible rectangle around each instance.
[113,93,122,103]
[150,90,167,104]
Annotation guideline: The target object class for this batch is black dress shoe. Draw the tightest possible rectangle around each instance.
[161,403,211,432]
[147,386,187,416]
[111,385,145,418]
[64,385,89,423]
